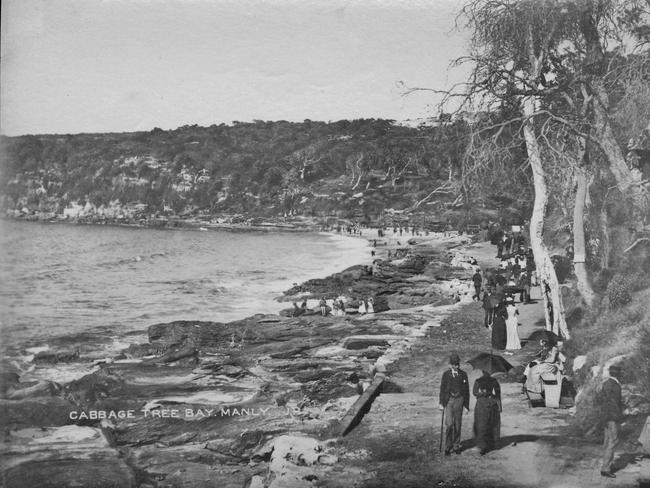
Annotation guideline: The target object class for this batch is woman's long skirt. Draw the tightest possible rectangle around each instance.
[491,315,507,350]
[505,316,521,350]
[473,397,501,452]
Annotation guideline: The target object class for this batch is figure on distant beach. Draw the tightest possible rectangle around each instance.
[319,298,327,316]
[473,370,501,455]
[292,301,307,317]
[358,299,367,315]
[338,298,346,316]
[367,297,374,313]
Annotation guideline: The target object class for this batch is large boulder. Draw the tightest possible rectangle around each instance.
[148,320,229,348]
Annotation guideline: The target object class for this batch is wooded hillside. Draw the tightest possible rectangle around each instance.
[0,118,531,223]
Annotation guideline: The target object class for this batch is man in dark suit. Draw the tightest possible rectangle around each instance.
[600,365,625,478]
[439,353,470,455]
[472,269,483,301]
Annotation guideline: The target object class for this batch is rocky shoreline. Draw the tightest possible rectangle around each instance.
[1,231,480,488]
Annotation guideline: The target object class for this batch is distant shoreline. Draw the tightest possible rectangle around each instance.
[0,214,325,233]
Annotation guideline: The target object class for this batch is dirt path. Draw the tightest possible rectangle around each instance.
[329,239,641,488]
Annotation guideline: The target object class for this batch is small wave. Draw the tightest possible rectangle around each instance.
[96,251,168,269]
[207,287,228,295]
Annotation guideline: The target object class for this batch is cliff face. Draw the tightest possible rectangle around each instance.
[1,119,514,224]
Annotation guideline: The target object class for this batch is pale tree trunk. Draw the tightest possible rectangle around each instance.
[573,166,595,306]
[599,203,610,269]
[521,96,570,339]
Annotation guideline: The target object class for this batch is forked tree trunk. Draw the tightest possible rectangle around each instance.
[573,166,595,306]
[592,82,644,195]
[521,96,570,339]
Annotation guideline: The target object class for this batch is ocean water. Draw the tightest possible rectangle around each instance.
[0,220,370,363]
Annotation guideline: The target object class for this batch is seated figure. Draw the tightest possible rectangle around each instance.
[524,340,565,394]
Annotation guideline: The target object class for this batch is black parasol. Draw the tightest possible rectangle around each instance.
[467,352,513,374]
[527,329,561,345]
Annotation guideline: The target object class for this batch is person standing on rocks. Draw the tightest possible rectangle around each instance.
[439,354,470,455]
[600,365,625,478]
[358,298,367,315]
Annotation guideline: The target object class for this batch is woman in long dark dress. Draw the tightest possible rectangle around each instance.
[473,370,502,455]
[491,302,507,350]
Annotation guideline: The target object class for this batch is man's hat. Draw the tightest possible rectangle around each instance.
[449,353,460,365]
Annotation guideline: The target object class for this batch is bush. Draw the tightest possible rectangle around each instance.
[551,255,573,284]
[570,376,604,438]
[607,274,632,309]
[627,325,650,396]
[593,268,614,293]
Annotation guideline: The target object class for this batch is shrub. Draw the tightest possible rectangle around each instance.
[570,376,604,438]
[551,255,572,284]
[607,274,632,309]
[594,268,614,293]
[627,324,650,397]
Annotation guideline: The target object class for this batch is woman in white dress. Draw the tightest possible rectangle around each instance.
[358,299,367,315]
[367,297,374,313]
[504,299,521,350]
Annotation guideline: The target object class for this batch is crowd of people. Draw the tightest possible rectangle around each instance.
[291,297,375,318]
[436,224,559,457]
[468,229,534,354]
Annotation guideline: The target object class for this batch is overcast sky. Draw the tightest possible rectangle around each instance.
[1,0,468,136]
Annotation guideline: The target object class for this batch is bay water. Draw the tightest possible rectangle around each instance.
[0,220,369,378]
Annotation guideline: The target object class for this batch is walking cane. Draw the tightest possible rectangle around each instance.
[439,406,445,453]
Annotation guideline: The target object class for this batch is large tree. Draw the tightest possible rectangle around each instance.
[456,0,574,337]
[431,0,650,334]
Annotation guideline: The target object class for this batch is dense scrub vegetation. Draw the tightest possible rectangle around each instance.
[1,119,508,222]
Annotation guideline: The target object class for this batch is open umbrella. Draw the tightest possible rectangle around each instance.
[467,352,513,374]
[527,329,561,345]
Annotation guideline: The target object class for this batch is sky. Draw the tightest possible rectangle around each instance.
[1,0,469,136]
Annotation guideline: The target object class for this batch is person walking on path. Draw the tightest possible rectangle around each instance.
[504,298,521,351]
[491,301,508,350]
[473,370,502,455]
[600,365,626,478]
[439,354,470,455]
[319,298,328,317]
[482,288,496,328]
[472,269,483,301]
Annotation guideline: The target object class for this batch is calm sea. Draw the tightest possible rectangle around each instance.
[0,220,369,361]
